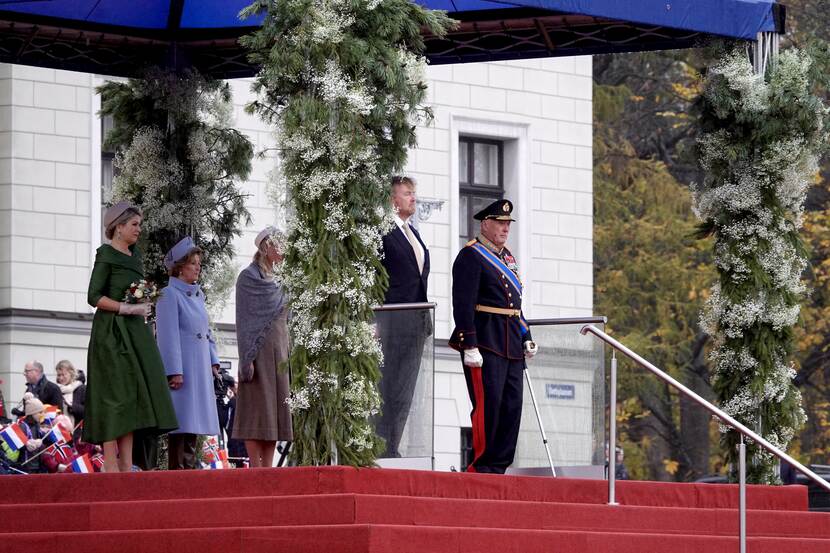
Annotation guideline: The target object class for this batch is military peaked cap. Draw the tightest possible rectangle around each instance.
[474,199,515,221]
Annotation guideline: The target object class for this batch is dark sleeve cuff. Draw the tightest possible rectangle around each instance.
[449,328,477,351]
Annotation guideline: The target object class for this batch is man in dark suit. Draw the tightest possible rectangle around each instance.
[449,199,538,473]
[376,175,431,457]
[11,361,64,417]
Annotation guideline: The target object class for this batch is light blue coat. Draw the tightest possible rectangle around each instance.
[155,277,220,436]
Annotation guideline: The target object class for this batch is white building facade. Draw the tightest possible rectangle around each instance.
[0,56,593,471]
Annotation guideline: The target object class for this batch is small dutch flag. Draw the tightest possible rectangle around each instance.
[42,425,72,446]
[70,454,94,474]
[41,405,60,425]
[0,423,28,452]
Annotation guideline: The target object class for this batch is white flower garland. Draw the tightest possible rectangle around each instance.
[692,48,828,482]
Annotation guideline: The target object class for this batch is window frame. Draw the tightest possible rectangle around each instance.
[458,136,504,247]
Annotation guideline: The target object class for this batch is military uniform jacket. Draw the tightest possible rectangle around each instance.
[449,238,532,360]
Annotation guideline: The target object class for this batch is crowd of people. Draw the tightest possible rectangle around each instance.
[1,202,292,474]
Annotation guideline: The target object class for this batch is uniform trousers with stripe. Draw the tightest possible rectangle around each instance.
[462,350,524,474]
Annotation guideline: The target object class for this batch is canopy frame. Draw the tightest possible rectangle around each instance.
[0,4,786,78]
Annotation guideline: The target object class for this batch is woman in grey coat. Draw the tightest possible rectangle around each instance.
[233,227,293,468]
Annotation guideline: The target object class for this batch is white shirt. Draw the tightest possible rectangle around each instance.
[394,214,425,272]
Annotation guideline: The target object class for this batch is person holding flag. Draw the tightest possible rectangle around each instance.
[40,415,79,473]
[16,393,47,472]
[449,199,539,474]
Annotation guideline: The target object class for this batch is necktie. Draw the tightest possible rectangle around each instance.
[403,223,425,274]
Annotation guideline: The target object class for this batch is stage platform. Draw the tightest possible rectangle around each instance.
[3,466,829,552]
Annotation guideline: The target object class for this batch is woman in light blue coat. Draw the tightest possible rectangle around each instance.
[156,237,220,470]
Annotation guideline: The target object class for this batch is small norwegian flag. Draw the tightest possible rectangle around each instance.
[70,454,94,474]
[53,443,74,463]
[42,425,72,446]
[0,423,28,452]
[90,453,105,471]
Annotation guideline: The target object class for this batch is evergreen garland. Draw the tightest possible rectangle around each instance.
[694,47,829,482]
[98,68,254,311]
[240,0,453,465]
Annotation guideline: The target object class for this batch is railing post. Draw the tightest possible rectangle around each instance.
[739,436,746,553]
[608,350,618,505]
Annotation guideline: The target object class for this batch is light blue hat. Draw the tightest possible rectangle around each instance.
[163,236,200,271]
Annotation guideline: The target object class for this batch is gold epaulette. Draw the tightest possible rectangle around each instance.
[465,238,478,247]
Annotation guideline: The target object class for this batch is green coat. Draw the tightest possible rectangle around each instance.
[84,244,178,444]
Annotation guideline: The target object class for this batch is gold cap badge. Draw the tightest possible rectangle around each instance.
[502,202,510,212]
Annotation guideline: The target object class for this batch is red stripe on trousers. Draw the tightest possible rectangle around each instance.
[468,364,486,472]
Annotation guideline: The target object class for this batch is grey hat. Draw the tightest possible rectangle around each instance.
[163,236,200,271]
[255,226,277,249]
[103,201,141,228]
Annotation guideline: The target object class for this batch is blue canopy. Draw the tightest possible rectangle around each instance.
[0,0,784,77]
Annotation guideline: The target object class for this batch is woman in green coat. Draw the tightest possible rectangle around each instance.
[85,202,178,472]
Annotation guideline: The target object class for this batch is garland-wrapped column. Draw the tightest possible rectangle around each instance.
[694,48,828,482]
[240,0,452,465]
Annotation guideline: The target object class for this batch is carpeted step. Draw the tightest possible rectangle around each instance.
[3,493,828,539]
[5,524,830,553]
[0,466,807,511]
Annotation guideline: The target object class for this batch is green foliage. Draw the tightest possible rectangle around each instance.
[98,68,254,298]
[240,0,453,466]
[694,47,830,483]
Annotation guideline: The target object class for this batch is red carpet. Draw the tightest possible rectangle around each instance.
[2,466,828,552]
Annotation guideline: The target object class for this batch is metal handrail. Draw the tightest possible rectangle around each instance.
[372,302,436,312]
[526,316,608,326]
[580,324,830,496]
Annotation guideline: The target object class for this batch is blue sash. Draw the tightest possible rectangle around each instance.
[470,242,529,336]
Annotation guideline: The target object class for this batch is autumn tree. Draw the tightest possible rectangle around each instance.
[594,82,716,480]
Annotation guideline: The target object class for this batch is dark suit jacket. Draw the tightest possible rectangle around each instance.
[381,222,430,304]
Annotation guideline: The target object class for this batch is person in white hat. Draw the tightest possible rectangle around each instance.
[155,237,221,470]
[15,392,46,472]
[232,226,293,467]
[84,201,178,472]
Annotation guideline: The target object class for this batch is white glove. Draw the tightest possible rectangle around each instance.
[26,438,42,452]
[463,348,484,367]
[58,463,68,472]
[119,302,151,317]
[524,340,539,359]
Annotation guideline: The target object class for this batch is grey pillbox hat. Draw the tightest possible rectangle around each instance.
[103,201,141,228]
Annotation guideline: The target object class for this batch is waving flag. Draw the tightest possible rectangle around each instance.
[0,423,28,452]
[90,453,104,471]
[41,405,60,425]
[202,436,230,467]
[208,459,226,469]
[42,424,72,446]
[70,454,94,474]
[53,443,74,463]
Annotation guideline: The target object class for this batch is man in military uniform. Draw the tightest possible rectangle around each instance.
[449,199,538,474]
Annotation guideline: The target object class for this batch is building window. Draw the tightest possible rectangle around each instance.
[459,137,503,249]
[460,427,474,471]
